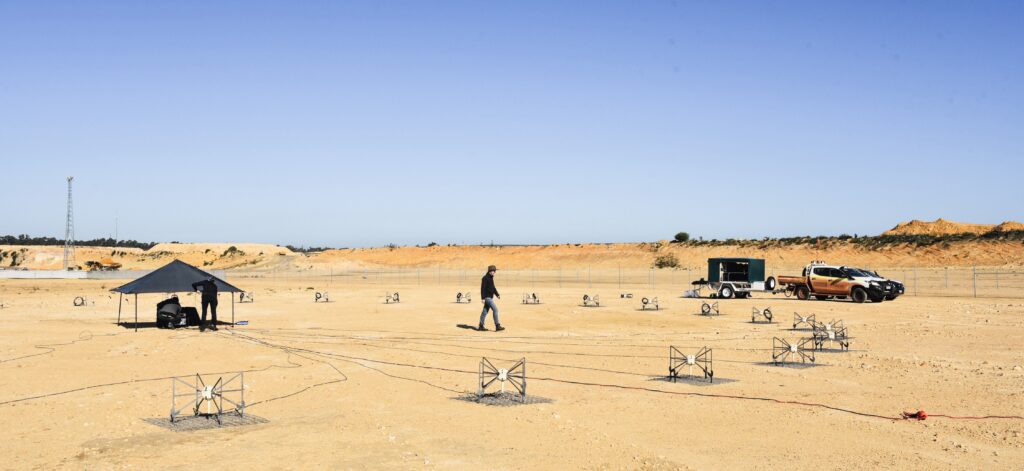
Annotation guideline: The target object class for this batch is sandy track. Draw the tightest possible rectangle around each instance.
[0,278,1022,470]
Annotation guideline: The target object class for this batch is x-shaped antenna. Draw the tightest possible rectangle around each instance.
[751,307,773,323]
[385,292,400,304]
[669,346,713,383]
[522,293,540,304]
[812,323,850,351]
[816,319,844,332]
[478,357,527,402]
[701,301,719,316]
[641,297,659,310]
[792,312,816,330]
[194,375,224,424]
[582,294,600,307]
[772,337,816,365]
[170,373,246,424]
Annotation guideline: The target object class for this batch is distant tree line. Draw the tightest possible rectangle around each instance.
[0,234,157,250]
[668,230,1024,248]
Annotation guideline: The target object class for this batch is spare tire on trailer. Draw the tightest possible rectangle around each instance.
[795,286,810,300]
[765,276,777,291]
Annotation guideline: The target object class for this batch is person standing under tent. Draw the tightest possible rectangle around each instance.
[479,265,504,331]
[192,277,219,332]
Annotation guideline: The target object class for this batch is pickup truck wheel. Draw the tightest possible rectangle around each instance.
[869,293,885,303]
[795,286,809,300]
[851,287,867,303]
[719,286,734,299]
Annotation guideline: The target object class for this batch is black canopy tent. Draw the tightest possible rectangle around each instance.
[111,259,243,331]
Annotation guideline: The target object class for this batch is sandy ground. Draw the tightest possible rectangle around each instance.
[1,277,1022,470]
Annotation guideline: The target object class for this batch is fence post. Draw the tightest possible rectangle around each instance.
[618,265,621,290]
[588,266,592,289]
[972,265,977,298]
[995,271,999,290]
[944,267,948,289]
[913,268,917,296]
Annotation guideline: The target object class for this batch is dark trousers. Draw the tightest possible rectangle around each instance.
[201,299,218,326]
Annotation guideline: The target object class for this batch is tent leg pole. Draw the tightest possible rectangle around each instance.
[232,295,235,328]
[117,293,122,326]
[135,294,138,332]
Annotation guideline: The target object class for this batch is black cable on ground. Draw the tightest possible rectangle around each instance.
[0,360,302,407]
[0,331,122,364]
[241,329,768,367]
[245,329,655,377]
[225,331,1024,423]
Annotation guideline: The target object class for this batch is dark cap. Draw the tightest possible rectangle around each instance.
[487,265,498,272]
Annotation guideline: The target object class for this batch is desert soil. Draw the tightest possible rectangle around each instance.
[1,276,1022,470]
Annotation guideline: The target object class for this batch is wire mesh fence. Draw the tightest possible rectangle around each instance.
[228,265,1024,298]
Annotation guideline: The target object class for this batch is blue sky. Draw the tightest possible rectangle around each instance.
[1,1,1021,247]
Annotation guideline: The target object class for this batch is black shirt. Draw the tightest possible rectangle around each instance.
[191,279,219,302]
[480,273,499,299]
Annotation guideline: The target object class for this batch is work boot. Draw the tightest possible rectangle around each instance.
[478,324,488,331]
[199,324,206,332]
[209,325,219,331]
[495,325,505,332]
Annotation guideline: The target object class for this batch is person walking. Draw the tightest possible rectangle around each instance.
[191,276,219,332]
[479,265,504,331]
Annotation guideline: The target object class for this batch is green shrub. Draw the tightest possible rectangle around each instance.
[653,253,679,269]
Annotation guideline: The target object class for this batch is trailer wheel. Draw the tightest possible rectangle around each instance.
[851,287,867,304]
[795,286,809,300]
[719,285,734,299]
[765,276,776,291]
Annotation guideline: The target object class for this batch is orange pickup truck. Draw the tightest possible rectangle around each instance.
[778,262,900,303]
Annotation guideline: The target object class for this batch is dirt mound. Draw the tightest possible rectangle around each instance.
[883,218,1000,236]
[147,243,293,255]
[993,221,1024,232]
